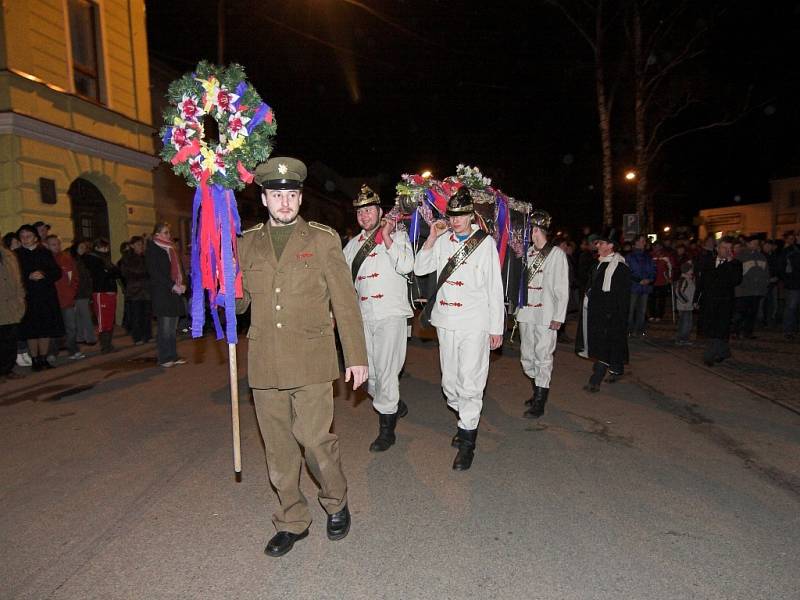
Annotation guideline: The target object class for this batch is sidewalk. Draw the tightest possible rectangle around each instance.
[2,326,184,395]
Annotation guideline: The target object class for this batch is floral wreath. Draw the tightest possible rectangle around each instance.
[159,61,277,190]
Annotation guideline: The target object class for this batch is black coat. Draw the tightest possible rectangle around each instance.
[15,245,64,339]
[575,258,631,368]
[699,259,743,339]
[145,240,186,317]
[83,251,119,293]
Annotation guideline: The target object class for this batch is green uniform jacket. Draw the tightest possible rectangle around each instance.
[237,217,368,390]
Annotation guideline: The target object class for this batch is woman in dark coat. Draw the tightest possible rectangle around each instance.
[14,224,63,370]
[575,233,631,392]
[145,223,187,367]
[698,237,743,366]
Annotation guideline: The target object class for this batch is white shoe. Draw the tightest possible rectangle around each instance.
[160,361,175,368]
[173,358,187,365]
[16,352,32,367]
[68,352,86,360]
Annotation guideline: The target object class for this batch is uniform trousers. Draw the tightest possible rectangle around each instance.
[436,327,490,430]
[519,322,558,388]
[252,382,348,534]
[363,316,407,414]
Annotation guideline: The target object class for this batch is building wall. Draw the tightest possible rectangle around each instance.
[770,176,800,237]
[0,0,157,260]
[697,202,773,239]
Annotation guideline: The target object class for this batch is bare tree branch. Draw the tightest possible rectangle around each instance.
[648,87,759,162]
[544,0,597,52]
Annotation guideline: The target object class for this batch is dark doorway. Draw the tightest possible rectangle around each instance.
[69,178,110,243]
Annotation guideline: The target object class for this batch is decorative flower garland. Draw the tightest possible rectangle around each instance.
[159,61,276,190]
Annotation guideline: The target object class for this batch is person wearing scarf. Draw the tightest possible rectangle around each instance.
[575,230,631,392]
[145,223,187,367]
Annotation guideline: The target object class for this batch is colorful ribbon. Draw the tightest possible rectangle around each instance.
[190,173,243,343]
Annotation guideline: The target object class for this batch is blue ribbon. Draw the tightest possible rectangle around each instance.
[408,208,420,246]
[216,185,239,343]
[247,103,269,134]
[189,184,242,344]
[234,81,247,107]
[495,193,508,254]
[190,185,204,339]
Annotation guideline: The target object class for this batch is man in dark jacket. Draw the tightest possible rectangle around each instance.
[119,236,151,345]
[626,234,656,337]
[699,237,743,366]
[576,231,631,392]
[82,238,120,352]
[732,236,768,339]
[779,231,800,338]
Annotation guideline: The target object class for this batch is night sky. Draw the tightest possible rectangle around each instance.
[146,1,800,232]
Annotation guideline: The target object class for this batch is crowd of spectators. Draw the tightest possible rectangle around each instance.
[1,221,190,381]
[609,231,799,367]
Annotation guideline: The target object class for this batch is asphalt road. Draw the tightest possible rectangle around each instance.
[1,330,799,600]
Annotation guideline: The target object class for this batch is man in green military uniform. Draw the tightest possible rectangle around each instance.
[237,156,368,557]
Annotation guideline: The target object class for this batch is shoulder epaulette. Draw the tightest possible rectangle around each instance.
[242,222,264,234]
[309,221,337,237]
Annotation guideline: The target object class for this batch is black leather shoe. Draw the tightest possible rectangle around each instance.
[327,505,351,540]
[523,387,549,419]
[369,412,398,452]
[397,399,408,418]
[452,428,477,471]
[524,378,536,407]
[451,428,465,448]
[264,529,308,557]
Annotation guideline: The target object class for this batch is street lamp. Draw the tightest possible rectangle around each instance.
[663,226,671,233]
[625,170,636,181]
[421,170,432,179]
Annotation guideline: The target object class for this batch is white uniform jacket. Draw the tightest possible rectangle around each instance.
[413,225,505,335]
[516,244,570,326]
[343,229,414,322]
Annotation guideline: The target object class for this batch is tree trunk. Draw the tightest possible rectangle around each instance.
[595,2,614,227]
[632,1,648,231]
[597,72,614,227]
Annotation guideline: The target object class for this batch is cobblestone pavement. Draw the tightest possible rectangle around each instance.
[632,317,800,414]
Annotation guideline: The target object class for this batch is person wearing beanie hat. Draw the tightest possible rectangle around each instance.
[237,156,368,557]
[413,185,505,471]
[515,210,570,419]
[343,184,414,452]
[575,232,631,391]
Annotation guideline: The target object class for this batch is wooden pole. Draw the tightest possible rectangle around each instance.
[228,342,241,473]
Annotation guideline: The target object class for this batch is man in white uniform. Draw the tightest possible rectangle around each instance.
[414,187,505,471]
[515,210,569,419]
[343,185,414,452]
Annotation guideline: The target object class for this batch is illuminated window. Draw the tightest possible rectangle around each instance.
[68,0,105,103]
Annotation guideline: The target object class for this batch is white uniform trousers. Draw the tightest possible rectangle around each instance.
[437,327,490,430]
[519,322,558,388]
[363,316,407,414]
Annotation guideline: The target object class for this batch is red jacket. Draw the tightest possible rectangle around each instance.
[651,249,678,286]
[54,251,80,308]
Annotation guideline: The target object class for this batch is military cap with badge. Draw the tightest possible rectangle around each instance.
[255,157,307,189]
